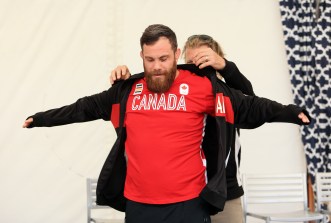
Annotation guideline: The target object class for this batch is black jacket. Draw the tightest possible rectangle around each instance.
[212,59,255,201]
[28,64,309,214]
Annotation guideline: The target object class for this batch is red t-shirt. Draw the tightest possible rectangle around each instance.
[124,69,214,204]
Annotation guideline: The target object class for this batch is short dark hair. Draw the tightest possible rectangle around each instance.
[140,24,178,51]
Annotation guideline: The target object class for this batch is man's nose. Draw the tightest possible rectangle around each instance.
[153,61,162,70]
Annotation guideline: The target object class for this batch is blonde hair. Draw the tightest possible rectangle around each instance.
[182,34,225,60]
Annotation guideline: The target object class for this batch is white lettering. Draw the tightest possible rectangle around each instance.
[147,94,158,110]
[139,94,147,110]
[177,95,186,111]
[132,95,140,110]
[131,93,187,111]
[157,94,166,110]
[167,94,177,110]
[216,95,225,114]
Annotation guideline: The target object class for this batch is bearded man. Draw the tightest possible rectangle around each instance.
[23,24,310,223]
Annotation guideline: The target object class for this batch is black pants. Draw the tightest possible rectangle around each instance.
[125,197,211,223]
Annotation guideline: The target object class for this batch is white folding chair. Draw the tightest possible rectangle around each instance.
[86,178,124,223]
[315,172,331,222]
[242,173,324,223]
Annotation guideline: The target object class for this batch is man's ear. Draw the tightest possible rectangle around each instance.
[140,51,143,59]
[175,48,181,62]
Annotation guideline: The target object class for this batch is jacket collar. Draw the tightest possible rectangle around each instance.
[129,64,216,80]
[177,64,216,78]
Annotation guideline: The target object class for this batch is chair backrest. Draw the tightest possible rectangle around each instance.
[86,178,111,222]
[315,172,331,212]
[242,173,308,213]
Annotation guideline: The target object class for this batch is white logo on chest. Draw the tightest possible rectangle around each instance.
[179,84,189,95]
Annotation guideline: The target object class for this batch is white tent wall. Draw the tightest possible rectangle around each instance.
[0,0,306,222]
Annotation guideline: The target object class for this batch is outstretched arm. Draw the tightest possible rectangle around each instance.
[22,88,116,128]
[218,81,311,128]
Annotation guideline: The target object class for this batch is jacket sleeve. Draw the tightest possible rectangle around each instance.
[27,87,117,128]
[219,59,255,96]
[222,82,310,129]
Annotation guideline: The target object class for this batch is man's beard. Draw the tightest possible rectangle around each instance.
[144,61,177,93]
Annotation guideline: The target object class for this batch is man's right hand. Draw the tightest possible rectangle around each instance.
[110,65,131,84]
[22,117,33,128]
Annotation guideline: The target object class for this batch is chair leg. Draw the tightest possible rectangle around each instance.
[323,215,327,223]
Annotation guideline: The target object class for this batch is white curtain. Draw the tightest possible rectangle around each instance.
[0,0,124,222]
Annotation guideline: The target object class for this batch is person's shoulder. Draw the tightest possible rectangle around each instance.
[179,69,196,76]
[177,69,212,95]
[179,69,208,80]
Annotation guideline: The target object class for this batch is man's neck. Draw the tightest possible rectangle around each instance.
[175,69,180,79]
